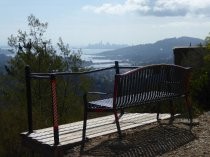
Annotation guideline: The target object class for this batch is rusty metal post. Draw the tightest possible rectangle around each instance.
[115,61,119,74]
[50,74,59,145]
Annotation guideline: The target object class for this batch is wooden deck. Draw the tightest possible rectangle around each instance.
[20,113,172,156]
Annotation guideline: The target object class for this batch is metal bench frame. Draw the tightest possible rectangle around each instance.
[82,64,192,147]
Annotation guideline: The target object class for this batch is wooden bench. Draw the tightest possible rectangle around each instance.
[82,64,192,147]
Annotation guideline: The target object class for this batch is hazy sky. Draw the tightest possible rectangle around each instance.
[1,0,210,46]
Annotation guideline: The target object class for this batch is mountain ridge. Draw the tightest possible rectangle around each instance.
[99,36,204,65]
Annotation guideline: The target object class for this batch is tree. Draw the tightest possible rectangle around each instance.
[0,14,88,157]
[190,34,210,110]
[5,14,86,109]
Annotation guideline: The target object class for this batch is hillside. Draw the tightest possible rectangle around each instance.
[99,37,204,65]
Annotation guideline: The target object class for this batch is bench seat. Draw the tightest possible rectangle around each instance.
[88,91,184,109]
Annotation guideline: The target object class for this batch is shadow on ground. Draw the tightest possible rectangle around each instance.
[82,125,195,157]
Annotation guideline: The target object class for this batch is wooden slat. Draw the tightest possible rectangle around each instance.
[21,113,173,152]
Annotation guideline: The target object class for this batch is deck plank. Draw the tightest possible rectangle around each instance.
[21,113,172,153]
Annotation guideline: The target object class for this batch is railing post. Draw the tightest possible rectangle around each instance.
[114,61,125,115]
[115,61,119,74]
[50,74,59,145]
[25,66,33,133]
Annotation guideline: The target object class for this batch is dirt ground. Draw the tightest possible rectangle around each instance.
[65,112,210,157]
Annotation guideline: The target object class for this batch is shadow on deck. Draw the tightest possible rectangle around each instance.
[78,124,195,157]
[20,113,195,156]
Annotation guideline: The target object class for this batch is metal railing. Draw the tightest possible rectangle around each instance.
[25,61,139,145]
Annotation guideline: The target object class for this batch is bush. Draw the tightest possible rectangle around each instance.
[191,53,210,110]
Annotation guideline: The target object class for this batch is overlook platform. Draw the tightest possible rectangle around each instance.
[20,113,173,157]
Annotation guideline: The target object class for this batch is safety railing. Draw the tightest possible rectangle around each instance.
[25,61,139,145]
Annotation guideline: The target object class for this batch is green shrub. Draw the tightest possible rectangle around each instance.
[191,53,210,110]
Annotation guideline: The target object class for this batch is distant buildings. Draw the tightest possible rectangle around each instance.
[86,41,128,49]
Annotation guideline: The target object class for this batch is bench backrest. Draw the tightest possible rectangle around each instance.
[113,64,191,108]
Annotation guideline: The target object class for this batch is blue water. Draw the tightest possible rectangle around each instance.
[80,48,131,68]
[79,48,114,63]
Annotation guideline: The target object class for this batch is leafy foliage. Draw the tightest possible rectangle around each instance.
[190,34,210,110]
[0,14,89,156]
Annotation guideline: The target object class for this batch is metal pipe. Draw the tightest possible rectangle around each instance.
[115,61,119,74]
[50,74,59,145]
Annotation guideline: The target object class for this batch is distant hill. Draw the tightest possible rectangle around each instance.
[99,37,204,65]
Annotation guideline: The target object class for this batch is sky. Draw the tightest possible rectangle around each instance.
[0,0,210,47]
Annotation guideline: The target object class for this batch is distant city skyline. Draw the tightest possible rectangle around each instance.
[0,0,210,47]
